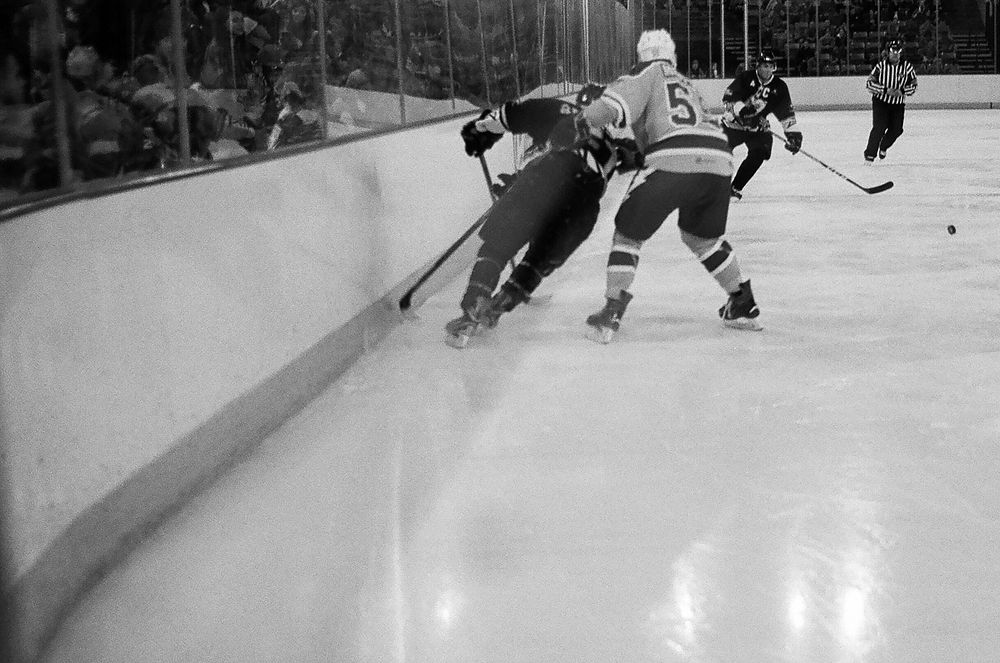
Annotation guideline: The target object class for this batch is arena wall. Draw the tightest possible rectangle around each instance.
[692,73,1000,110]
[1,73,997,661]
[0,117,514,662]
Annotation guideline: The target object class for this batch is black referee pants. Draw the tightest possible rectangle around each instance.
[865,98,905,158]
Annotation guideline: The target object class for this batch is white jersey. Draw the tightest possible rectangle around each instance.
[582,59,733,177]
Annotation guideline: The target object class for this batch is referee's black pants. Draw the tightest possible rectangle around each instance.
[865,97,905,158]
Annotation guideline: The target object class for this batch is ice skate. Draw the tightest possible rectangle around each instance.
[490,284,529,316]
[730,186,743,201]
[864,155,875,166]
[878,148,887,160]
[719,280,762,331]
[444,297,497,349]
[585,291,633,344]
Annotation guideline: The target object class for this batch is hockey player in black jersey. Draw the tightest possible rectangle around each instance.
[445,86,642,348]
[721,50,803,200]
[864,39,917,162]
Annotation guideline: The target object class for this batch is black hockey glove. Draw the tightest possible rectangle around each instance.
[461,110,503,157]
[784,130,803,154]
[612,137,644,173]
[491,172,517,198]
[737,104,759,120]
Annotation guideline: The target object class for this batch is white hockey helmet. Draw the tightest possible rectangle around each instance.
[636,29,677,64]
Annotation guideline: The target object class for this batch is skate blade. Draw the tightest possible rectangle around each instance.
[445,332,472,349]
[585,325,615,344]
[723,317,763,331]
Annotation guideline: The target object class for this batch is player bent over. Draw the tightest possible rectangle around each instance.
[446,89,642,348]
[579,29,762,343]
[721,50,802,200]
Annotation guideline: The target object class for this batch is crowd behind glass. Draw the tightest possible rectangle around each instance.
[0,0,987,206]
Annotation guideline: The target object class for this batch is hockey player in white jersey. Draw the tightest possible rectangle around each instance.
[578,29,763,342]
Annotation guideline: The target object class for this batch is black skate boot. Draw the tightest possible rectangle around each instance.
[445,297,497,349]
[490,283,529,317]
[585,291,633,344]
[730,186,743,201]
[719,280,762,331]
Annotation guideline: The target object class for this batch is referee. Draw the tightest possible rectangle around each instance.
[864,39,918,162]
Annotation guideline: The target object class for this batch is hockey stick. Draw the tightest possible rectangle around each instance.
[398,208,489,311]
[479,154,499,202]
[398,155,498,312]
[771,132,893,195]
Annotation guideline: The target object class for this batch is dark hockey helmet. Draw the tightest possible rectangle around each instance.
[757,49,777,66]
[576,82,605,107]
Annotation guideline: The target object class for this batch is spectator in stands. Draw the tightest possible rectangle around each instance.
[689,59,705,78]
[22,61,78,191]
[886,12,901,38]
[0,54,33,196]
[345,68,370,90]
[941,58,960,74]
[280,1,317,57]
[267,81,321,150]
[65,46,144,180]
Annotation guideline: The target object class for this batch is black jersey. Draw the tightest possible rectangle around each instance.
[496,97,577,146]
[488,97,618,186]
[721,71,798,133]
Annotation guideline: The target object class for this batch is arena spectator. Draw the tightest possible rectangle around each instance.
[266,81,321,150]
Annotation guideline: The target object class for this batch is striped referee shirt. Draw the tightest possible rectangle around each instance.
[867,58,918,104]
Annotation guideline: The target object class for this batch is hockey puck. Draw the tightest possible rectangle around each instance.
[947,225,956,235]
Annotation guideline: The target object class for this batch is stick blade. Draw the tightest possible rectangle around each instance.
[864,181,894,194]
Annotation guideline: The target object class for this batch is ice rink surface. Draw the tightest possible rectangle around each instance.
[41,109,1000,662]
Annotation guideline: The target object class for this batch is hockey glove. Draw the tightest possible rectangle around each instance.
[491,172,517,198]
[461,120,503,157]
[612,137,644,173]
[737,104,758,120]
[784,131,803,154]
[461,110,503,157]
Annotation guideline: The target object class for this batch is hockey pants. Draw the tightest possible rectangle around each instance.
[725,128,774,192]
[461,153,601,311]
[865,98,905,158]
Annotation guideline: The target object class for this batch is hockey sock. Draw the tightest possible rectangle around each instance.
[461,254,505,311]
[509,261,545,295]
[682,231,744,294]
[606,230,642,299]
